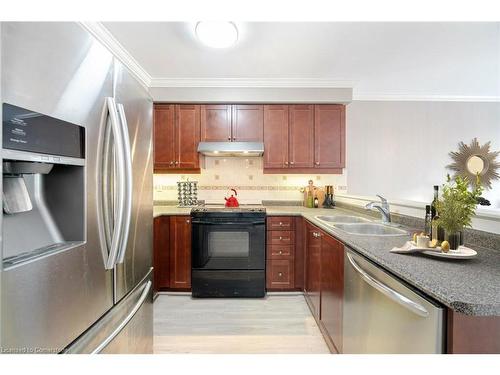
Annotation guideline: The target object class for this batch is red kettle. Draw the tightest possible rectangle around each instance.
[224,188,239,208]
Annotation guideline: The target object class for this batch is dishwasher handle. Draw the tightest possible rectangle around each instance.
[346,252,429,318]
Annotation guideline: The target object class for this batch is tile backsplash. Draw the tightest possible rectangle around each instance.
[154,157,348,204]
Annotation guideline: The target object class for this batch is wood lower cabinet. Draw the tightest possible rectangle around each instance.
[169,216,192,289]
[305,222,322,318]
[154,104,201,172]
[266,216,296,290]
[153,216,170,291]
[319,233,344,353]
[447,310,500,353]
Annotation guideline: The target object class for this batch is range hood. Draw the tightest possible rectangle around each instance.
[197,141,264,157]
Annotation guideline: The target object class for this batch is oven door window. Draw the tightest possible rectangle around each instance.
[208,231,249,258]
[192,222,265,270]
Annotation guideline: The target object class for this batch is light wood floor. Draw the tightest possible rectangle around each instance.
[154,294,330,354]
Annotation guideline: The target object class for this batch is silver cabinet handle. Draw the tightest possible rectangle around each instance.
[186,219,190,223]
[228,137,231,140]
[279,236,283,240]
[92,280,152,354]
[346,252,429,317]
[284,161,289,165]
[279,222,283,226]
[115,103,133,265]
[97,97,126,270]
[315,161,320,165]
[278,250,283,255]
[169,161,174,166]
[278,272,283,277]
[290,161,295,165]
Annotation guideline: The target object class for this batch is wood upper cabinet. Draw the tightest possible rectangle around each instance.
[305,222,322,319]
[176,104,201,169]
[201,104,263,142]
[289,105,314,168]
[153,216,170,291]
[169,216,192,289]
[200,104,232,142]
[320,233,344,353]
[153,104,175,170]
[154,104,200,172]
[263,105,289,169]
[232,105,264,142]
[314,105,345,169]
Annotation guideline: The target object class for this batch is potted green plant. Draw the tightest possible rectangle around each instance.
[436,174,482,250]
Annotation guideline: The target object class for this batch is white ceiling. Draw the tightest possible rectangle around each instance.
[103,22,500,99]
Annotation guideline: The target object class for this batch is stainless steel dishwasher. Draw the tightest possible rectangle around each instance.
[343,247,445,353]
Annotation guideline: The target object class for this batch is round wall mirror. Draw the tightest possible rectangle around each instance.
[466,155,485,175]
[447,138,500,189]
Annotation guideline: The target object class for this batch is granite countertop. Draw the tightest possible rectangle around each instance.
[153,205,500,317]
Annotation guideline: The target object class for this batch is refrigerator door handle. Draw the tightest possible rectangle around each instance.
[115,103,133,265]
[346,252,429,318]
[91,280,152,354]
[97,97,127,270]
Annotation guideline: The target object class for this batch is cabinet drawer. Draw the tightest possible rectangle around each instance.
[267,245,294,260]
[267,216,295,231]
[267,230,295,245]
[266,260,295,290]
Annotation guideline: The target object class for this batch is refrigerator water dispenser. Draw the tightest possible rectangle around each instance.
[2,103,86,267]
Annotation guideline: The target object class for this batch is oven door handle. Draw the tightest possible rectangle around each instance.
[190,220,265,225]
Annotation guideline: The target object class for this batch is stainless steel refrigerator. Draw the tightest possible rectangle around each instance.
[0,22,153,354]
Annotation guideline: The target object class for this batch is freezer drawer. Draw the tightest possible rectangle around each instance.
[65,269,153,354]
[343,248,444,354]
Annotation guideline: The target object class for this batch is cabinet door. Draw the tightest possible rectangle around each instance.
[200,104,232,142]
[231,104,263,142]
[305,223,322,318]
[153,104,175,170]
[320,233,344,353]
[169,216,192,289]
[263,105,289,169]
[314,105,345,169]
[175,104,200,169]
[289,105,314,168]
[153,216,170,291]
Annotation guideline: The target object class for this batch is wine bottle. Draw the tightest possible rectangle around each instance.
[431,185,439,218]
[424,205,432,237]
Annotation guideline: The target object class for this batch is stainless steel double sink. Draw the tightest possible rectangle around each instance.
[314,215,408,236]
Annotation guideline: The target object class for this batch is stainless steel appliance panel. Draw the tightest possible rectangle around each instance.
[112,61,153,303]
[64,269,153,354]
[1,22,114,352]
[343,248,444,354]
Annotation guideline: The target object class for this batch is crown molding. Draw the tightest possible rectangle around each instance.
[150,77,357,88]
[352,93,500,102]
[79,22,152,89]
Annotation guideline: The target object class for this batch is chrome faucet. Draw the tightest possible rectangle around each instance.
[365,195,391,223]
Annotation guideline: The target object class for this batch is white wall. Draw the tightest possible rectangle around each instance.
[346,101,500,207]
[344,100,500,233]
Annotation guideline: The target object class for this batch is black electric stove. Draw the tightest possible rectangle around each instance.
[191,206,266,298]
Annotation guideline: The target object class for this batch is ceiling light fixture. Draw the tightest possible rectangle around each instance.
[195,21,238,48]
